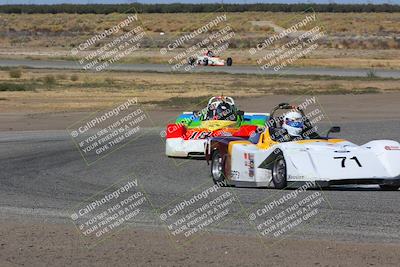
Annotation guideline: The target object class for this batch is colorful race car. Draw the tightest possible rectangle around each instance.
[188,50,232,66]
[165,96,268,157]
[205,103,400,190]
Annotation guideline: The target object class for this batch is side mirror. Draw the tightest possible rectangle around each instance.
[327,126,340,138]
[278,103,290,108]
[237,110,244,116]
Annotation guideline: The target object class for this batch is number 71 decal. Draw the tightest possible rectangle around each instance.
[334,156,362,168]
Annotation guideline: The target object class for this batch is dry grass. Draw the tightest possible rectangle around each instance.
[0,68,399,113]
[0,12,399,69]
[1,12,399,36]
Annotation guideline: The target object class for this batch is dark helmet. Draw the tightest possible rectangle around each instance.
[215,102,236,121]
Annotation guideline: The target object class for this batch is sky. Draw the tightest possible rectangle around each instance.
[0,0,399,5]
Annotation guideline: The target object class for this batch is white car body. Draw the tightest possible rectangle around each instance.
[189,54,232,66]
[166,137,207,157]
[195,55,225,66]
[208,136,400,189]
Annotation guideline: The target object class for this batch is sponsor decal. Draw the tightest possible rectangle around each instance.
[219,131,233,137]
[187,131,213,140]
[244,153,255,178]
[231,170,240,180]
[288,175,306,180]
[385,146,400,151]
[186,128,236,140]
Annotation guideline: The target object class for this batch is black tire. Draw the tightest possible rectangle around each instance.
[226,57,233,66]
[272,155,287,189]
[188,57,195,65]
[379,184,400,191]
[204,58,208,66]
[211,150,225,184]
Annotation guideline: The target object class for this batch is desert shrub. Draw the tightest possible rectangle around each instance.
[56,73,67,80]
[43,75,56,85]
[0,83,33,91]
[9,68,22,78]
[70,74,79,81]
[105,77,115,85]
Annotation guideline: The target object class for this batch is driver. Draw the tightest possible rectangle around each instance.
[213,102,236,121]
[206,50,214,57]
[272,111,306,142]
[283,111,304,138]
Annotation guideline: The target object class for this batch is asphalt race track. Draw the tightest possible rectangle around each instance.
[1,59,400,78]
[1,120,399,244]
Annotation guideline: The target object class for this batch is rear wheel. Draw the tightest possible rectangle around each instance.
[379,184,400,191]
[203,58,208,66]
[211,150,225,184]
[226,57,233,66]
[188,57,195,65]
[272,155,287,189]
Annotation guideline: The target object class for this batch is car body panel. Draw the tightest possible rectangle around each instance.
[166,111,269,157]
[206,133,400,188]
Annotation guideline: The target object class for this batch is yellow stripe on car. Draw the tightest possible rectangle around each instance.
[201,120,236,131]
[228,140,252,155]
[257,131,278,150]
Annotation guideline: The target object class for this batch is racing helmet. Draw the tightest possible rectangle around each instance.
[215,102,235,121]
[282,111,304,137]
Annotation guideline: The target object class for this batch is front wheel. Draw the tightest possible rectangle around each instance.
[226,57,233,66]
[379,184,400,191]
[272,155,287,189]
[211,150,225,184]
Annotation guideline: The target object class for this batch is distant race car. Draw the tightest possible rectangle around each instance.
[165,96,268,157]
[205,103,400,190]
[188,50,233,67]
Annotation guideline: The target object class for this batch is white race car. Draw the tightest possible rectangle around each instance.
[188,50,232,66]
[205,103,400,190]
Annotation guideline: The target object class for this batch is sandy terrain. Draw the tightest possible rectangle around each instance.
[0,218,399,267]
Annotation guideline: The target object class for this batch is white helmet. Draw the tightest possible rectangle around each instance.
[282,111,304,137]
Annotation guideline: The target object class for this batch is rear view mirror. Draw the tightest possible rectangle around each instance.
[327,126,341,138]
[278,103,290,109]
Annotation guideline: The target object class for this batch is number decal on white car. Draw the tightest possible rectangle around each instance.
[334,156,362,168]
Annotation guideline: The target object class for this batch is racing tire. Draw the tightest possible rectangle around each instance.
[211,150,226,185]
[379,184,400,191]
[204,58,208,66]
[272,155,287,189]
[188,57,195,66]
[226,57,233,66]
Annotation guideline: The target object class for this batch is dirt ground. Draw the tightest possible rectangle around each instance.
[0,218,399,267]
[1,69,399,115]
[1,93,400,132]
